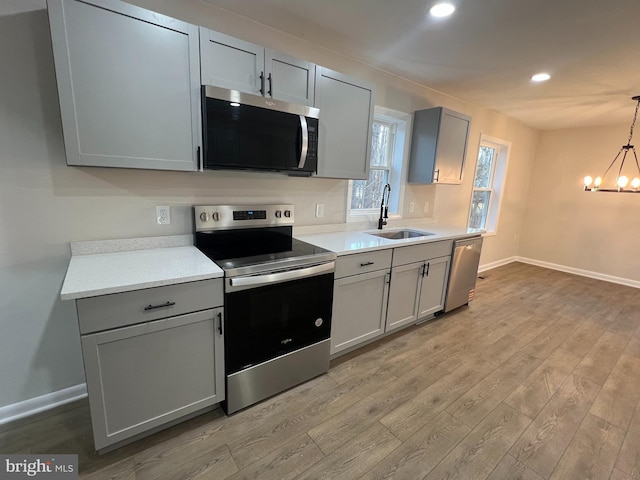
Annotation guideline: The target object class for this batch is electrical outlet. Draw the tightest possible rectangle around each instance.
[156,205,170,225]
[409,202,415,213]
[424,201,430,212]
[315,203,325,218]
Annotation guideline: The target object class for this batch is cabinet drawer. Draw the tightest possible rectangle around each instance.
[335,249,392,279]
[77,279,223,334]
[392,240,453,266]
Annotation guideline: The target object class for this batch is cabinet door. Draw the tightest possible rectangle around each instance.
[265,49,315,105]
[417,256,450,319]
[48,0,201,171]
[435,109,471,184]
[314,67,374,179]
[81,308,224,450]
[200,28,264,95]
[331,270,389,355]
[408,107,471,184]
[386,261,423,332]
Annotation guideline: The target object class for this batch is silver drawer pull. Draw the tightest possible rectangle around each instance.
[144,301,176,311]
[360,261,375,267]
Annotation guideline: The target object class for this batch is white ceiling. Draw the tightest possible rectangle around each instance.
[201,0,640,130]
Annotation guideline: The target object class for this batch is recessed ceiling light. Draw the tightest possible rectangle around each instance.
[531,73,551,82]
[429,3,455,17]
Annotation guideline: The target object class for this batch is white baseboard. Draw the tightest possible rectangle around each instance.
[479,255,640,289]
[515,257,640,289]
[0,384,87,426]
[478,256,517,272]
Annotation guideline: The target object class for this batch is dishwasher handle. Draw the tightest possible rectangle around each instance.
[454,236,483,249]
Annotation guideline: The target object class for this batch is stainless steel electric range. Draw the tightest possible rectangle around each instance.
[194,204,336,414]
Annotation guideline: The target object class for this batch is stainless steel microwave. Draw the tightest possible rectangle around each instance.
[201,86,319,176]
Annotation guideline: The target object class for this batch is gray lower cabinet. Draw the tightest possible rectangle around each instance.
[386,261,423,331]
[416,256,450,318]
[408,107,471,184]
[48,0,201,171]
[200,29,316,105]
[330,250,392,355]
[82,308,224,451]
[76,279,224,451]
[386,241,452,332]
[314,67,375,179]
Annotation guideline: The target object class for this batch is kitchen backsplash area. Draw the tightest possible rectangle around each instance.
[50,165,438,242]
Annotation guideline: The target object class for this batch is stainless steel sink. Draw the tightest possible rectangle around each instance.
[368,229,435,240]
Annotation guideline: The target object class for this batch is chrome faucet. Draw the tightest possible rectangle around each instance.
[378,183,391,230]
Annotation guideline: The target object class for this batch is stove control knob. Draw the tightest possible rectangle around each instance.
[199,212,210,222]
[284,210,291,218]
[212,212,220,221]
[275,210,282,218]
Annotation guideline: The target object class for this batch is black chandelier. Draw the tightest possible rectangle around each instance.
[583,95,640,192]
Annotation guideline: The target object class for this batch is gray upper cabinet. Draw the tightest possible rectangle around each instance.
[200,29,264,95]
[200,29,315,105]
[408,107,471,184]
[265,49,315,105]
[314,67,374,179]
[48,0,202,171]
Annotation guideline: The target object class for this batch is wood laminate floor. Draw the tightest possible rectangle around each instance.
[3,262,640,480]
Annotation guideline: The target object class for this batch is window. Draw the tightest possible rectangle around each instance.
[468,135,511,233]
[347,107,411,220]
[350,120,395,211]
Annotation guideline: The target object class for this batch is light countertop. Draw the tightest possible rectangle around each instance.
[61,246,223,300]
[296,225,483,255]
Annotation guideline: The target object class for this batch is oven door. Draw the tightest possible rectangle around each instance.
[224,266,334,375]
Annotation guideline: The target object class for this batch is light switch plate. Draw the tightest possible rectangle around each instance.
[315,203,325,218]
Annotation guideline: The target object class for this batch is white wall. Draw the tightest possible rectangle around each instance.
[519,124,640,282]
[0,2,539,409]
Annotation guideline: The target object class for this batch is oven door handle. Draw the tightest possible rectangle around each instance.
[229,262,334,290]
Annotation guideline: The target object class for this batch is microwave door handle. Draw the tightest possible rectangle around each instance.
[298,115,309,169]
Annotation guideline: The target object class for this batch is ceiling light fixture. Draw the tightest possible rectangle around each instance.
[584,95,640,193]
[429,3,455,17]
[531,73,551,82]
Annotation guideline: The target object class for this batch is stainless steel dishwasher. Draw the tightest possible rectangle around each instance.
[444,236,483,312]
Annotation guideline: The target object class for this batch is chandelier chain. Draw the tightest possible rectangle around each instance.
[627,98,640,145]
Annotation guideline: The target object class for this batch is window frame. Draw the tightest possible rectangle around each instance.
[346,107,412,223]
[467,134,511,235]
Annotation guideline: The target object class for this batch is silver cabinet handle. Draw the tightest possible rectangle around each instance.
[298,115,309,169]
